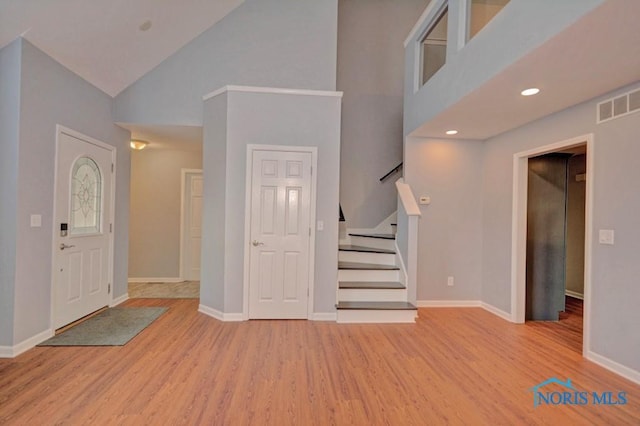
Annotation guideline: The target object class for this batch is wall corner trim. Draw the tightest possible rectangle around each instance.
[198,304,245,322]
[586,351,640,386]
[203,85,344,101]
[310,313,337,321]
[0,329,54,359]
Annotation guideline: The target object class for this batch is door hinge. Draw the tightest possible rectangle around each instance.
[110,223,113,233]
[108,283,111,294]
[111,163,114,173]
[309,228,311,236]
[310,166,313,176]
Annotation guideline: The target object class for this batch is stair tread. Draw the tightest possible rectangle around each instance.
[336,301,417,310]
[339,281,405,289]
[338,261,399,270]
[349,233,396,240]
[339,245,395,254]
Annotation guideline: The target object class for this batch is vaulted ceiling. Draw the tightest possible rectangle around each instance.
[0,0,244,97]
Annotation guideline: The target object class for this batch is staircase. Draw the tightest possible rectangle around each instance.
[336,232,417,323]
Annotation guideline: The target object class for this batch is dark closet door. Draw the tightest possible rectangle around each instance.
[526,154,570,321]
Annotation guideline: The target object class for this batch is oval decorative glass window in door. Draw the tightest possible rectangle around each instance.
[70,156,102,234]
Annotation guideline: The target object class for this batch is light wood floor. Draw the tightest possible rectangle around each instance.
[1,299,638,425]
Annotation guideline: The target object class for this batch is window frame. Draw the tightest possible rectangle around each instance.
[414,0,449,92]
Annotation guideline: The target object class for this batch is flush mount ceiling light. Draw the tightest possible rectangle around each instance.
[521,88,540,96]
[446,130,458,135]
[130,140,149,150]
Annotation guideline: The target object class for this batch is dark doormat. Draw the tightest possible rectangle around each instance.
[38,307,167,346]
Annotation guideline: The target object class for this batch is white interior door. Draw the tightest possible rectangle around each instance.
[183,172,203,281]
[248,149,312,319]
[53,130,113,329]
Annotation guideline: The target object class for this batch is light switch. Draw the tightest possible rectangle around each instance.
[317,220,324,231]
[599,229,614,245]
[30,214,42,228]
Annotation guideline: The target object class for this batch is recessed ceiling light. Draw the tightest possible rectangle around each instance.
[521,88,540,96]
[446,130,458,135]
[139,20,152,31]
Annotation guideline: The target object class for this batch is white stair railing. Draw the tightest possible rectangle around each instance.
[395,178,421,305]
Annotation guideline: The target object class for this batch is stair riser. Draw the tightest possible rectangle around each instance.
[338,251,396,265]
[349,236,396,251]
[338,269,400,282]
[338,288,407,302]
[337,309,417,323]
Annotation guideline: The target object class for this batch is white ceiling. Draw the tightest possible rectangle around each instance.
[118,124,203,151]
[411,0,640,140]
[0,0,244,97]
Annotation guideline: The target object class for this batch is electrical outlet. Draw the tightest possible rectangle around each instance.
[447,276,454,286]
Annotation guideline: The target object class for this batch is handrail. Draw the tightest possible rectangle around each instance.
[379,162,403,182]
[395,178,421,217]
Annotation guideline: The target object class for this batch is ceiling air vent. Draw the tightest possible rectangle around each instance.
[598,87,640,123]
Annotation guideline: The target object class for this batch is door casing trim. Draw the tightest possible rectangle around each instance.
[511,133,594,357]
[243,144,318,320]
[179,168,203,281]
[50,125,116,330]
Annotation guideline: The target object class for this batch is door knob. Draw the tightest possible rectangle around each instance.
[60,243,76,250]
[252,240,265,247]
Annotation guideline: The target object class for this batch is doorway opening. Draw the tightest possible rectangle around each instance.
[125,125,203,300]
[511,135,594,356]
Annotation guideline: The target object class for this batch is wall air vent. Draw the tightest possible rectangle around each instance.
[597,88,640,123]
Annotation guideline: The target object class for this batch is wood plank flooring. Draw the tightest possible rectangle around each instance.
[1,299,639,425]
[526,296,584,354]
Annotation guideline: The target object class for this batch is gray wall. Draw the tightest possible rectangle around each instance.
[404,138,483,301]
[200,94,228,312]
[566,154,586,297]
[114,0,338,126]
[129,148,202,278]
[0,39,21,346]
[202,89,342,315]
[337,0,429,228]
[403,0,604,136]
[11,40,130,344]
[482,81,640,372]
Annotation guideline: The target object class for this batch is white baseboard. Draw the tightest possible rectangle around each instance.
[416,300,513,322]
[481,302,513,322]
[417,300,481,308]
[198,304,244,322]
[0,329,54,358]
[128,277,184,283]
[110,293,129,307]
[310,312,337,321]
[565,290,584,300]
[587,350,640,385]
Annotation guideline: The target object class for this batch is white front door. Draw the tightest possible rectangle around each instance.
[53,130,113,329]
[183,171,203,281]
[248,149,313,319]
